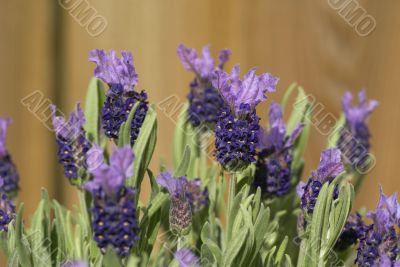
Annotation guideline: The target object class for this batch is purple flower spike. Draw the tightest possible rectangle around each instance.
[299,149,344,215]
[367,187,400,234]
[174,249,201,267]
[156,171,186,197]
[0,118,19,196]
[89,49,138,93]
[211,65,278,114]
[313,148,344,183]
[178,44,231,130]
[52,104,91,182]
[177,44,228,79]
[338,90,378,171]
[89,49,148,146]
[342,90,378,131]
[254,102,304,197]
[85,145,134,196]
[84,144,139,257]
[52,104,85,140]
[157,172,208,233]
[0,193,15,232]
[356,187,400,266]
[0,118,12,157]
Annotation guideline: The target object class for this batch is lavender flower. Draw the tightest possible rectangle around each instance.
[61,261,87,267]
[356,188,400,266]
[89,49,148,146]
[0,180,15,232]
[177,44,230,129]
[174,249,201,267]
[211,65,278,172]
[337,90,378,171]
[254,102,304,197]
[297,148,344,215]
[84,145,139,257]
[0,118,19,196]
[335,213,366,251]
[52,104,91,182]
[157,172,208,234]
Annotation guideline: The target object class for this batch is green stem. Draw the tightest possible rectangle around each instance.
[228,172,236,213]
[227,172,237,242]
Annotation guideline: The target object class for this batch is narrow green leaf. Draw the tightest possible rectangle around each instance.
[130,106,157,191]
[15,204,32,267]
[275,236,289,265]
[121,102,140,146]
[173,145,191,177]
[222,227,248,266]
[281,82,298,112]
[84,77,106,143]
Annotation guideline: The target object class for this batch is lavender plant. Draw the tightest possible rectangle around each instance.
[0,45,393,267]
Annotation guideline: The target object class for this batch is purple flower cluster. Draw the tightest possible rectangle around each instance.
[52,104,91,181]
[337,90,378,171]
[0,118,19,196]
[84,145,139,257]
[177,44,230,129]
[211,66,278,172]
[61,261,87,267]
[254,102,304,197]
[89,50,148,146]
[355,188,400,266]
[335,213,366,251]
[0,189,15,232]
[297,148,344,215]
[157,172,208,234]
[174,249,201,267]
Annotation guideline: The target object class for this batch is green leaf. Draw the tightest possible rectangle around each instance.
[102,248,122,267]
[172,103,189,169]
[308,182,330,267]
[201,222,222,264]
[15,204,32,267]
[84,77,106,144]
[173,145,191,177]
[281,82,298,112]
[29,189,52,266]
[222,227,248,266]
[275,236,289,265]
[287,86,309,133]
[120,102,140,146]
[130,106,157,192]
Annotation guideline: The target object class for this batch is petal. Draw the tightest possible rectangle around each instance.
[218,49,231,69]
[315,148,344,182]
[109,145,134,180]
[176,44,199,74]
[296,181,306,198]
[86,144,104,172]
[342,90,378,129]
[195,45,214,78]
[268,102,283,127]
[174,249,200,267]
[89,49,138,92]
[285,123,305,149]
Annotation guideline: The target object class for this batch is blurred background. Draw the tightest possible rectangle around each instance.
[0,0,398,222]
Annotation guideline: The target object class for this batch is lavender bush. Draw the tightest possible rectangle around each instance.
[0,45,395,267]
